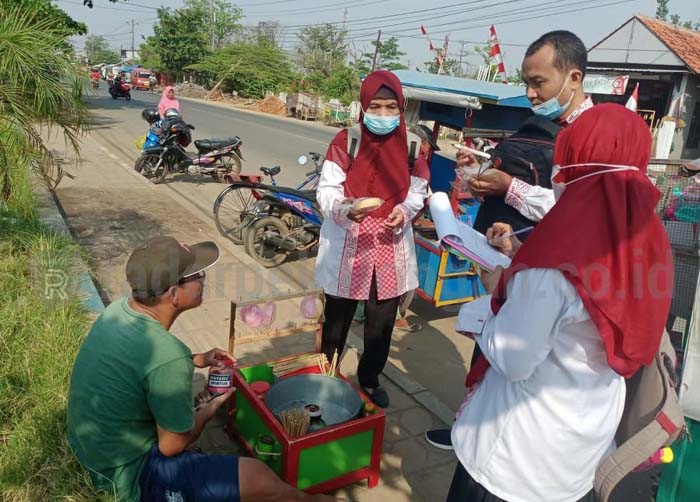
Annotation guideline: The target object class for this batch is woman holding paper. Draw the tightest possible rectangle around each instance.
[314,71,429,408]
[448,104,673,502]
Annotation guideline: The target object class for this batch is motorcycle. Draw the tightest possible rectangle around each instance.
[241,153,324,268]
[91,79,99,89]
[109,80,131,100]
[134,114,244,184]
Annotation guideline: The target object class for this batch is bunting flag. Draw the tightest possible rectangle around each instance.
[489,25,508,83]
[625,83,639,112]
[420,25,439,68]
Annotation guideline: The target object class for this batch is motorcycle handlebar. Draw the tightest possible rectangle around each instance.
[187,124,195,130]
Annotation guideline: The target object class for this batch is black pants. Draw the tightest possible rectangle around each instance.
[321,275,400,389]
[447,462,596,502]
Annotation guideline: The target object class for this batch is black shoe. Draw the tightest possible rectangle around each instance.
[425,428,454,450]
[362,386,390,408]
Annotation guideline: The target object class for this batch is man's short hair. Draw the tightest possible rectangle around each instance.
[132,289,163,307]
[525,30,588,78]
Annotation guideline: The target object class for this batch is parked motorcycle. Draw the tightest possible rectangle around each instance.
[109,80,131,100]
[241,153,324,267]
[134,113,243,184]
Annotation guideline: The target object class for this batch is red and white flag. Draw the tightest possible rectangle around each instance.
[421,25,436,59]
[489,25,508,83]
[625,83,639,112]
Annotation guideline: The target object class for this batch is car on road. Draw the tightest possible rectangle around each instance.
[130,68,153,91]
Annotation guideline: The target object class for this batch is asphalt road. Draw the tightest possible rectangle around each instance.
[87,86,337,188]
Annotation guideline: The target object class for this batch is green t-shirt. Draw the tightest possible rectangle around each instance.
[67,297,195,502]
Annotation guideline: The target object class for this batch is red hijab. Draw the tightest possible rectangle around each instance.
[467,104,673,387]
[325,71,427,218]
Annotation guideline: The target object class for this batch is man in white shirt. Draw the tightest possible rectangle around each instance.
[426,30,594,451]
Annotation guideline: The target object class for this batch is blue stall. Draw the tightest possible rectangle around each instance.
[393,70,532,307]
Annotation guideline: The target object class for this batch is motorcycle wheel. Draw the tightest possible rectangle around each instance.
[125,93,131,101]
[134,153,168,184]
[213,185,256,245]
[111,93,117,99]
[220,153,242,175]
[244,216,289,268]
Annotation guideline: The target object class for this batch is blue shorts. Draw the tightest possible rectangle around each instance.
[139,444,240,502]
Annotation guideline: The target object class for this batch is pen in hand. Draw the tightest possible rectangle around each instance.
[488,226,534,245]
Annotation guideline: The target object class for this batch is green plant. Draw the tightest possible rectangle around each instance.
[0,200,114,501]
[0,7,89,207]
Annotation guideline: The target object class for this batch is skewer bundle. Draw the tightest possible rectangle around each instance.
[279,408,310,437]
[326,349,339,377]
[272,353,328,377]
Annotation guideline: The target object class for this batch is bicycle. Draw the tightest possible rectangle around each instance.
[213,152,324,245]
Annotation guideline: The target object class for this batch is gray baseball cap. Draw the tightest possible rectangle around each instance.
[409,124,440,151]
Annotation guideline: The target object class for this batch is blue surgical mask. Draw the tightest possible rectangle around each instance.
[363,113,400,135]
[532,73,575,120]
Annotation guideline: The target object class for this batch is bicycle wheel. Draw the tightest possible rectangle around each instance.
[213,185,257,245]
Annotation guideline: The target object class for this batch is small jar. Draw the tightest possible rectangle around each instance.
[250,381,270,399]
[207,358,235,396]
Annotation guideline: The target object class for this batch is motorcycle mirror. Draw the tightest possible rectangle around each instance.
[297,155,308,166]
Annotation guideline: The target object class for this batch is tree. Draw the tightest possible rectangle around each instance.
[248,21,286,48]
[138,36,163,72]
[296,24,348,79]
[84,35,119,65]
[656,0,700,31]
[655,0,669,21]
[2,0,87,35]
[153,7,210,81]
[360,37,407,73]
[186,42,295,98]
[423,58,462,76]
[0,7,89,206]
[183,0,242,49]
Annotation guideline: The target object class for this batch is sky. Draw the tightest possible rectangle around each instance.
[58,0,698,75]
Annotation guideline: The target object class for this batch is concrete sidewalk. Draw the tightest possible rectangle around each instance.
[49,127,460,500]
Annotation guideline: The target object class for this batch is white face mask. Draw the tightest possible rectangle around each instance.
[551,163,641,201]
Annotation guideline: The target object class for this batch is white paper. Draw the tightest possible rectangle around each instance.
[456,294,493,336]
[429,192,512,271]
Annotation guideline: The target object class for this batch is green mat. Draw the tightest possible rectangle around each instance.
[657,418,700,502]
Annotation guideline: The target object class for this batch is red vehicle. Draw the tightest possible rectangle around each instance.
[131,69,153,91]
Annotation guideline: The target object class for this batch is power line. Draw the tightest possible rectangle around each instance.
[345,0,637,39]
[57,0,156,13]
[276,0,514,30]
[245,0,380,17]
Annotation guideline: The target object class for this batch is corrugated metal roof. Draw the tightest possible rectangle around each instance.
[392,70,531,108]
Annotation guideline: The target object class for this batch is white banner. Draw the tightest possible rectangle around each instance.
[583,74,629,95]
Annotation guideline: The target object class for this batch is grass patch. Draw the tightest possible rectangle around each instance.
[0,204,116,501]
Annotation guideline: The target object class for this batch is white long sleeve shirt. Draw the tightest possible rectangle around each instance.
[314,159,428,300]
[452,268,625,502]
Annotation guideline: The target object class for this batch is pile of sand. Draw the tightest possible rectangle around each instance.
[254,95,287,116]
[173,82,208,99]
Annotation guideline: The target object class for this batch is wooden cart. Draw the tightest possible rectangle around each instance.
[286,93,320,121]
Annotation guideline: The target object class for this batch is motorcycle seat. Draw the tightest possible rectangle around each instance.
[194,137,240,153]
[260,166,281,177]
[263,185,317,201]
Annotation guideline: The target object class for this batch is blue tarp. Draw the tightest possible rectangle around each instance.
[393,70,531,109]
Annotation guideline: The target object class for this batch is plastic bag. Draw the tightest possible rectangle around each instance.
[135,134,146,151]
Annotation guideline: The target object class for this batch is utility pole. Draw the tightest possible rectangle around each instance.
[371,30,382,72]
[458,41,466,77]
[438,33,450,75]
[131,19,135,63]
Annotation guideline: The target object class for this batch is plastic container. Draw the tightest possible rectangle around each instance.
[207,358,235,395]
[250,380,271,399]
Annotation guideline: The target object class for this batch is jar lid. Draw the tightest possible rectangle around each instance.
[250,381,271,395]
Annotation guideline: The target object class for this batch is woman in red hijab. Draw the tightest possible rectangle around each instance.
[315,71,429,408]
[449,104,673,502]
